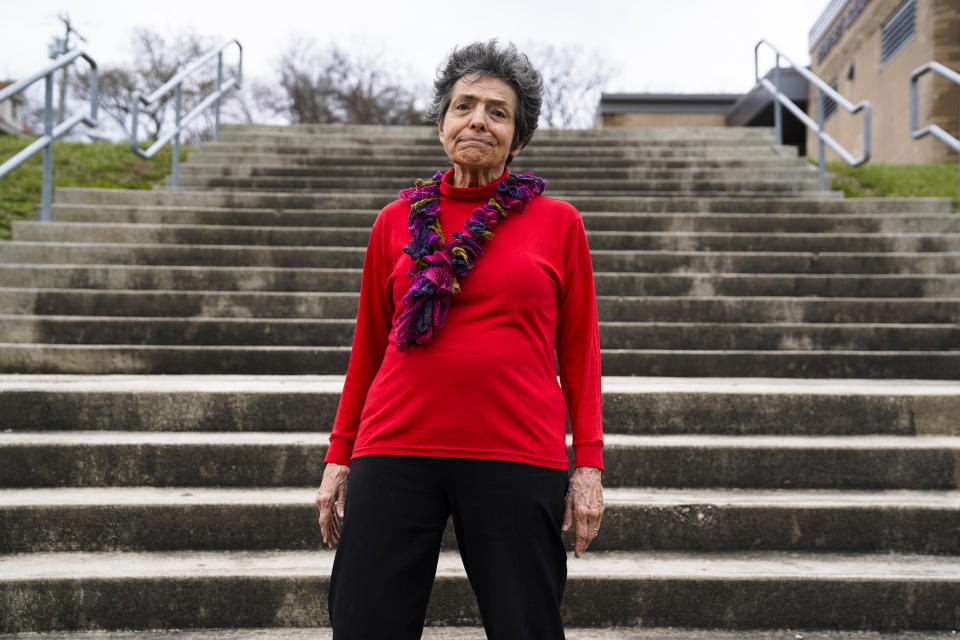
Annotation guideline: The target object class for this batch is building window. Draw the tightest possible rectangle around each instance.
[881,0,916,64]
[821,80,839,122]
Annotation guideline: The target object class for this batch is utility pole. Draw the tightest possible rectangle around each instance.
[47,13,86,123]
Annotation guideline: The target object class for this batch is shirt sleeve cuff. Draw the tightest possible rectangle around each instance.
[324,436,355,466]
[573,442,603,470]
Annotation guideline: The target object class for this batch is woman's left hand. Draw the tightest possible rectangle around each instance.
[561,466,604,557]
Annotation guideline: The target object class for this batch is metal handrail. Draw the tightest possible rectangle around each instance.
[0,48,98,222]
[130,39,242,186]
[754,39,871,191]
[910,61,960,212]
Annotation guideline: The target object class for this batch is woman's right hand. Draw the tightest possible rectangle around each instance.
[316,462,350,549]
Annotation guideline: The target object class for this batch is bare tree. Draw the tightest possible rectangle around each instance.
[255,41,425,125]
[525,44,617,129]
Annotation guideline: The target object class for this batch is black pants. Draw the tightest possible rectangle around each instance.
[328,455,569,640]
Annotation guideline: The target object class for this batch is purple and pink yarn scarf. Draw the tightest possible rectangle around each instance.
[392,170,546,351]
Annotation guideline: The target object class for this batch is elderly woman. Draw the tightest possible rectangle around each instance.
[315,40,604,639]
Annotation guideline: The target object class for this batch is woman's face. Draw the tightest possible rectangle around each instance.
[439,74,520,179]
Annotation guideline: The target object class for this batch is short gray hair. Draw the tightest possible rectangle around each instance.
[429,40,543,163]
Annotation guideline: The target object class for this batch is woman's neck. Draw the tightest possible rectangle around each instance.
[450,164,506,188]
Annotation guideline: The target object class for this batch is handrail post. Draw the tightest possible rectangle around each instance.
[773,54,782,146]
[41,71,55,222]
[817,89,827,192]
[172,83,182,187]
[214,52,223,142]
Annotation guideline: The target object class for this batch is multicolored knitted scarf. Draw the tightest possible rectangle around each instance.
[392,170,546,351]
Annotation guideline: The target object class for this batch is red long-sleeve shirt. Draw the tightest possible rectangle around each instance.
[324,168,603,470]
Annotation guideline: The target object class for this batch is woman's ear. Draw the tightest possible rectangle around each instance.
[510,145,523,157]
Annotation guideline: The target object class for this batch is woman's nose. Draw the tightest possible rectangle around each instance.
[468,106,487,130]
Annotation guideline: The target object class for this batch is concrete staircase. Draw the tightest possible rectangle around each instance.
[1,124,958,635]
[1,126,959,377]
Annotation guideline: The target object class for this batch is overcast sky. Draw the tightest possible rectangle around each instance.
[2,0,828,97]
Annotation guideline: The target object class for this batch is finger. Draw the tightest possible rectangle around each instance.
[574,524,589,558]
[575,506,603,557]
[336,480,348,519]
[321,515,339,549]
[561,490,574,531]
[319,517,331,547]
[574,512,590,556]
[317,497,339,549]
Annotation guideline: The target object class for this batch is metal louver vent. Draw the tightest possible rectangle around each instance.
[881,0,916,64]
[823,80,839,122]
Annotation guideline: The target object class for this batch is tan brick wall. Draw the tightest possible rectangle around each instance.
[601,112,728,128]
[808,0,960,165]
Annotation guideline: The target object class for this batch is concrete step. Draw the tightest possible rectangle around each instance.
[0,315,356,346]
[0,242,366,268]
[1,628,954,640]
[179,162,816,180]
[600,322,959,351]
[3,289,958,323]
[172,175,823,194]
[222,122,779,139]
[3,316,957,351]
[1,431,957,489]
[194,141,793,159]
[217,128,779,145]
[6,265,960,298]
[597,349,960,379]
[2,375,957,437]
[49,205,958,235]
[1,550,957,631]
[50,204,381,228]
[0,288,360,317]
[214,131,781,147]
[0,344,349,374]
[588,232,960,253]
[186,150,811,169]
[2,486,957,554]
[52,188,950,214]
[7,242,960,275]
[595,273,960,298]
[589,251,960,275]
[0,265,363,292]
[13,222,379,247]
[16,222,960,254]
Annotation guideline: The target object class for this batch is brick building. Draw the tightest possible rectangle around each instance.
[809,0,960,164]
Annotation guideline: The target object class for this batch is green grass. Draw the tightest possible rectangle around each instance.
[0,136,191,240]
[827,161,960,212]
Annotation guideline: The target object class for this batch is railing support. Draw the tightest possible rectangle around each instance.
[754,39,871,192]
[214,52,224,142]
[910,61,960,221]
[773,54,782,146]
[42,73,55,220]
[130,39,242,186]
[0,49,98,222]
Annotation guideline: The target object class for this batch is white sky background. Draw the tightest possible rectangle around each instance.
[2,0,827,102]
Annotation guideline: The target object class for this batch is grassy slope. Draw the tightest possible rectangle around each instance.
[0,137,189,239]
[829,161,959,212]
